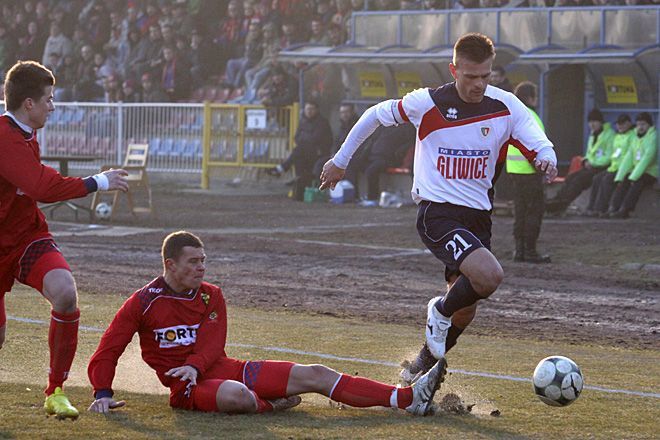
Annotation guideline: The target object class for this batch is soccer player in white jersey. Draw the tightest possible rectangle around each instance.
[320,33,558,383]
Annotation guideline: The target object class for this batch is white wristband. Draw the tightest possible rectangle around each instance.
[92,173,110,191]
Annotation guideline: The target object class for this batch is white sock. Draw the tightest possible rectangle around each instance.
[390,388,398,408]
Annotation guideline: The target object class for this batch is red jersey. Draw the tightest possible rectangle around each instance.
[88,277,232,397]
[0,115,91,258]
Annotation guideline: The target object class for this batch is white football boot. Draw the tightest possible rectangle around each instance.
[426,296,452,359]
[405,358,447,416]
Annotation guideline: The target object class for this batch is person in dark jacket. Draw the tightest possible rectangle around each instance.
[267,100,333,199]
[258,66,297,107]
[312,103,360,177]
[344,123,416,204]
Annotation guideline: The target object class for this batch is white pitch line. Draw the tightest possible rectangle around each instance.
[7,315,660,399]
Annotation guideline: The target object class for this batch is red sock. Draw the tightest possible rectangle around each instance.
[45,309,79,395]
[251,391,274,413]
[330,374,412,409]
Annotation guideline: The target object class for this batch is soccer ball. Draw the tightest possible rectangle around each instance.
[532,356,584,406]
[95,202,112,220]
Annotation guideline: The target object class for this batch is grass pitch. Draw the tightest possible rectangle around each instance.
[0,286,658,439]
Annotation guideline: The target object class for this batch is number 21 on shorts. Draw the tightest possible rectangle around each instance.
[445,233,473,261]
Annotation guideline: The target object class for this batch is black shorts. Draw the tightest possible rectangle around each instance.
[416,201,492,281]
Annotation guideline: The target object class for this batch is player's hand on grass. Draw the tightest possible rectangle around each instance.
[165,365,198,385]
[535,159,558,183]
[319,160,345,190]
[103,168,129,192]
[88,397,126,414]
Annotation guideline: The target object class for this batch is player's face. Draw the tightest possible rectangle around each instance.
[26,85,55,129]
[169,246,206,290]
[588,120,602,133]
[450,56,493,104]
[636,120,650,136]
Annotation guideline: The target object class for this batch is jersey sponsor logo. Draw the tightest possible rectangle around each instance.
[148,287,163,294]
[201,292,210,305]
[446,107,458,120]
[154,323,200,348]
[436,148,489,179]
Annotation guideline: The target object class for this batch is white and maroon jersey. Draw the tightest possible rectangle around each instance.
[88,277,229,397]
[333,83,556,210]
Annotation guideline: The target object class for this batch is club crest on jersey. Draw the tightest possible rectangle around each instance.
[209,311,218,321]
[446,107,458,120]
[481,127,490,137]
[201,293,210,305]
[154,324,200,348]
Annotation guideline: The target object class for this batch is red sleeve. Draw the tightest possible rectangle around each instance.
[184,286,228,375]
[87,295,141,397]
[0,135,89,203]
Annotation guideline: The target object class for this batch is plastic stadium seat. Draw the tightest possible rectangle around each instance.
[149,138,162,155]
[71,108,85,125]
[552,155,583,184]
[203,87,218,102]
[158,138,174,157]
[228,87,243,101]
[192,87,205,102]
[172,138,187,157]
[214,88,231,102]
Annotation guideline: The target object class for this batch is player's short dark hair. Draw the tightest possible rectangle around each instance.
[162,231,204,262]
[514,81,537,105]
[3,61,55,112]
[636,112,653,126]
[453,33,495,65]
[615,114,630,125]
[587,108,604,123]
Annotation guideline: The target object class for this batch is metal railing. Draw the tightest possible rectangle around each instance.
[351,6,659,51]
[39,102,205,172]
[201,102,299,189]
[4,102,298,181]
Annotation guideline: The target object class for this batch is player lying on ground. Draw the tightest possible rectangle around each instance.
[319,33,557,384]
[0,60,128,419]
[88,231,446,415]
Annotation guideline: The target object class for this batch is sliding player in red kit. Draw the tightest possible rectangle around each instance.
[0,61,128,419]
[88,231,446,416]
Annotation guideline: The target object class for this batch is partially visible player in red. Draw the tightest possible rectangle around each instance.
[87,231,446,416]
[0,60,129,419]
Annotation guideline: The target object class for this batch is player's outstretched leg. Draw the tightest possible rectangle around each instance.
[405,358,448,416]
[283,363,438,415]
[41,269,81,420]
[402,303,475,386]
[427,250,503,359]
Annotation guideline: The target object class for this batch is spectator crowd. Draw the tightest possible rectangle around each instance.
[2,0,654,105]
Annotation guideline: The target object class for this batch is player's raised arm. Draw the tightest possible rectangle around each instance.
[320,97,413,190]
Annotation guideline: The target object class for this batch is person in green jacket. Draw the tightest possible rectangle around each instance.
[506,81,550,263]
[546,108,615,215]
[584,114,635,217]
[607,112,658,219]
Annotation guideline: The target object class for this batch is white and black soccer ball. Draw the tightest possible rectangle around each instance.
[95,202,112,220]
[533,356,584,406]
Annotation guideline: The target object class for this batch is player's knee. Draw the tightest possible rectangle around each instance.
[218,382,257,413]
[472,266,504,296]
[302,364,337,391]
[43,273,78,313]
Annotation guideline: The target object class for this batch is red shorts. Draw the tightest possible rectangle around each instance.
[169,358,295,412]
[0,237,71,327]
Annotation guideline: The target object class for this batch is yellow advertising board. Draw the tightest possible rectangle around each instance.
[603,76,638,104]
[395,72,422,96]
[359,71,387,98]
